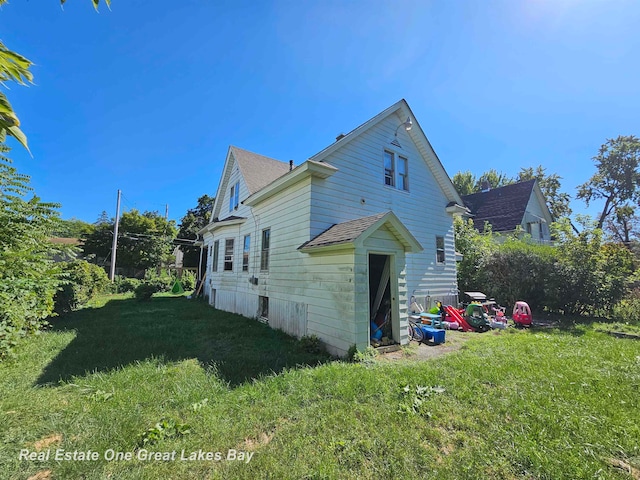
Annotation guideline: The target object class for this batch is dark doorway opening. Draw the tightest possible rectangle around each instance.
[368,254,394,345]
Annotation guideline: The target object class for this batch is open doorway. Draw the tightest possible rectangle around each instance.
[369,254,395,346]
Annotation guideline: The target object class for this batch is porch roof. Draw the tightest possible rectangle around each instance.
[298,211,423,254]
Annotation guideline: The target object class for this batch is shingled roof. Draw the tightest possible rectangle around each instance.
[461,179,536,232]
[230,146,290,195]
[300,213,388,250]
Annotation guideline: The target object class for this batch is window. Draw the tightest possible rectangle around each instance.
[436,236,445,264]
[384,150,408,191]
[259,296,269,320]
[212,240,219,272]
[397,155,408,191]
[229,181,240,211]
[242,235,250,272]
[224,239,234,271]
[384,150,395,187]
[261,228,270,271]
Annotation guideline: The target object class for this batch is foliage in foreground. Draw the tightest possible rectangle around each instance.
[0,150,64,359]
[0,295,637,479]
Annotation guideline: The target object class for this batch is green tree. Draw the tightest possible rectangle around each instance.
[83,209,177,272]
[54,218,96,238]
[451,171,477,196]
[517,165,572,220]
[475,169,513,191]
[605,204,639,246]
[0,147,65,358]
[577,135,640,230]
[178,195,214,268]
[453,217,496,294]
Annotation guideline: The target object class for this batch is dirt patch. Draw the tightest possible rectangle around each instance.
[27,471,52,480]
[606,458,640,479]
[33,434,62,451]
[379,330,476,361]
[243,431,273,451]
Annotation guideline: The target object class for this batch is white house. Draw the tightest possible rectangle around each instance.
[199,99,466,356]
[460,180,554,243]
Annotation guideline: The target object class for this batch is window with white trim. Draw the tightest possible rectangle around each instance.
[229,181,240,211]
[436,236,445,264]
[261,228,270,271]
[224,238,234,271]
[383,150,408,191]
[242,235,250,272]
[212,240,219,272]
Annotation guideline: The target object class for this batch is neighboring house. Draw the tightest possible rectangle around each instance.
[199,99,466,356]
[460,179,553,243]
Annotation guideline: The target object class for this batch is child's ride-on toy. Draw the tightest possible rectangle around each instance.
[512,301,532,327]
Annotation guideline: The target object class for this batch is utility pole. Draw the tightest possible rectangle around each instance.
[109,189,122,282]
[165,204,169,220]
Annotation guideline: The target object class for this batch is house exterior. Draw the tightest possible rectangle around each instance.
[199,99,465,356]
[460,180,553,243]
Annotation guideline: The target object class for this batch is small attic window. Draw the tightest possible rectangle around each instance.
[229,181,240,211]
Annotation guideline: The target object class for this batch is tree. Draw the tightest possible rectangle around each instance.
[475,169,513,191]
[451,171,477,196]
[451,169,513,195]
[577,135,640,230]
[0,147,65,358]
[517,165,572,220]
[53,218,96,238]
[605,204,639,246]
[82,209,177,273]
[178,195,214,267]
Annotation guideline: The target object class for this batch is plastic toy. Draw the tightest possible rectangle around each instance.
[512,301,532,327]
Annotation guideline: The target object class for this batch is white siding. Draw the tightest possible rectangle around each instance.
[310,113,458,309]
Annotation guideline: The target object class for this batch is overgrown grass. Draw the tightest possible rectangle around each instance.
[1,295,638,479]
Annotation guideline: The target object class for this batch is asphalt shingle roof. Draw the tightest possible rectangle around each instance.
[299,212,388,249]
[231,146,291,195]
[461,179,536,232]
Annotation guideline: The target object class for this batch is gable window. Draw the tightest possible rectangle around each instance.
[261,228,270,271]
[229,181,240,211]
[397,155,408,191]
[212,240,219,272]
[383,150,408,191]
[224,239,234,271]
[384,150,395,187]
[242,235,250,272]
[436,236,445,264]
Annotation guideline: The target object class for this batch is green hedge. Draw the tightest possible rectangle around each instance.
[54,261,110,314]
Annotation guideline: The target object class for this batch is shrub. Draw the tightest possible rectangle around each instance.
[134,282,164,301]
[181,270,196,291]
[299,334,324,354]
[612,288,640,326]
[115,276,141,293]
[54,261,110,314]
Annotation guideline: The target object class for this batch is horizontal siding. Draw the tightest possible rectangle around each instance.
[311,113,458,305]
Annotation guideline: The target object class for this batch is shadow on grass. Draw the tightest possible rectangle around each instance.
[36,296,332,387]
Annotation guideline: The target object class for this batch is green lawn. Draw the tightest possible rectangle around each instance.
[1,295,638,479]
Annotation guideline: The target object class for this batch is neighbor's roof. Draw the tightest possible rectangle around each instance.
[461,179,536,232]
[230,146,290,195]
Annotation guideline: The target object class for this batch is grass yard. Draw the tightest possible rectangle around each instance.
[1,294,639,479]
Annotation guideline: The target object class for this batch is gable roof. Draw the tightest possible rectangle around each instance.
[308,99,464,207]
[230,146,291,195]
[298,211,422,253]
[461,179,537,232]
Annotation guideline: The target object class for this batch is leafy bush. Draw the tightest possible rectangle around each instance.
[134,282,164,301]
[612,288,640,326]
[114,276,141,293]
[144,269,174,293]
[299,334,324,354]
[181,270,196,291]
[1,152,65,360]
[54,261,110,314]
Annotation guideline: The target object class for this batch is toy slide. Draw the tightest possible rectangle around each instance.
[444,305,474,332]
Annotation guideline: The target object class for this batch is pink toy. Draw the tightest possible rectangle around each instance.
[512,301,532,327]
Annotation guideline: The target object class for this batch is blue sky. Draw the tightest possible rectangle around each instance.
[2,0,639,225]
